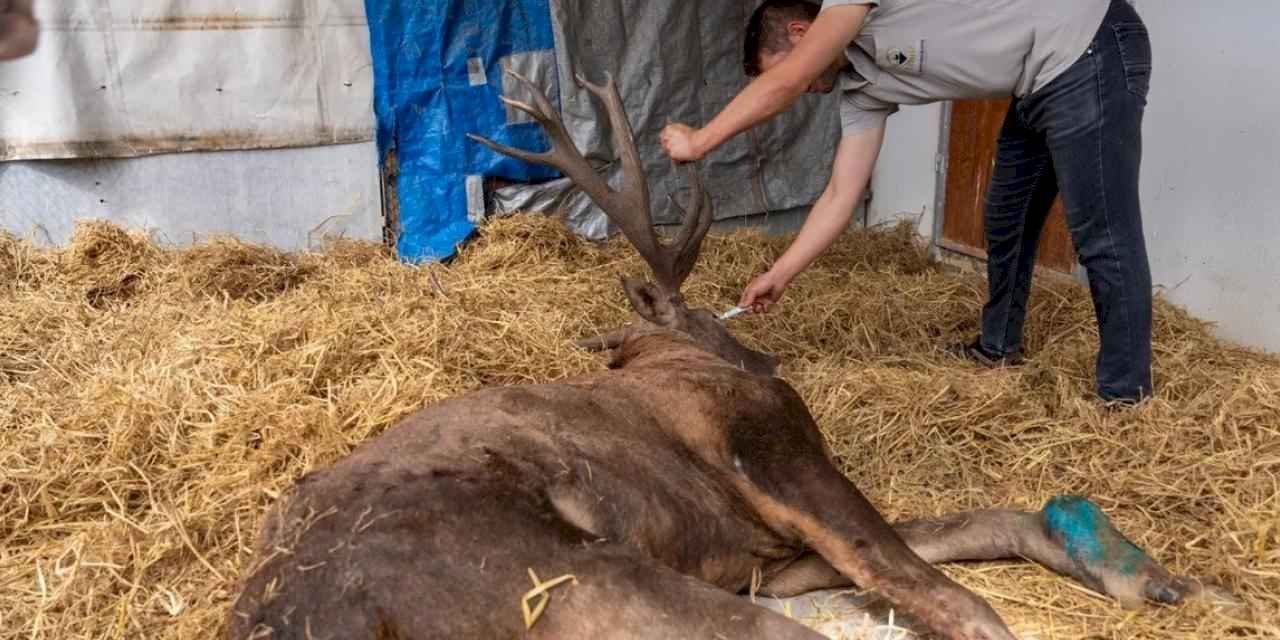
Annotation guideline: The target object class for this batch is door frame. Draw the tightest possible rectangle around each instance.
[930,101,954,260]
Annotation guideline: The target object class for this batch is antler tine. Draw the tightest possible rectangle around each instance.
[573,72,677,291]
[468,71,568,158]
[667,163,715,288]
[573,73,651,213]
[473,69,706,294]
[469,70,617,224]
[466,130,546,167]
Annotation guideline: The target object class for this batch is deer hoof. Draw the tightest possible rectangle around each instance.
[1040,496,1243,609]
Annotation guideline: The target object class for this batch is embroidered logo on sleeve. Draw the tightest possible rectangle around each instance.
[878,40,924,75]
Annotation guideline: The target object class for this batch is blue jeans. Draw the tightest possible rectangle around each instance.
[979,0,1154,402]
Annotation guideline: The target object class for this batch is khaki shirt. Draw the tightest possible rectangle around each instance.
[821,0,1110,134]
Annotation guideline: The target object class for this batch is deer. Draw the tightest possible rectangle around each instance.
[224,71,1234,640]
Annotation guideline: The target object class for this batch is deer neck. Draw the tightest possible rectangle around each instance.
[607,331,726,372]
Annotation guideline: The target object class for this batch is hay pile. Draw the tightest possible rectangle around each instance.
[0,216,1276,639]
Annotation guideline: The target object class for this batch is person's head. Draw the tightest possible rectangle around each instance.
[743,0,843,93]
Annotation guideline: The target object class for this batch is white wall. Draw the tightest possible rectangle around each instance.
[0,0,383,254]
[0,142,384,252]
[868,104,944,235]
[1135,0,1280,352]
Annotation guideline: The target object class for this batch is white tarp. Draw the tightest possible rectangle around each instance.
[0,0,376,161]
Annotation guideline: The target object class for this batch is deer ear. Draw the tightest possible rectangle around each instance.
[622,277,677,326]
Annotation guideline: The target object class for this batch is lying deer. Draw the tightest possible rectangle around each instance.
[225,72,1232,640]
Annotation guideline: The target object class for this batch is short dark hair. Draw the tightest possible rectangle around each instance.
[743,0,821,77]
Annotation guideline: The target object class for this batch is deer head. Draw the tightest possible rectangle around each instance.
[469,71,779,376]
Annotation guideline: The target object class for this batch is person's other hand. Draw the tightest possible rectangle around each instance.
[660,123,705,163]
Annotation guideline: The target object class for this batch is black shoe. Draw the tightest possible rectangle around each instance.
[945,338,1024,368]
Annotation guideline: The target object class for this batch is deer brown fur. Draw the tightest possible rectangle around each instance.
[225,72,1232,640]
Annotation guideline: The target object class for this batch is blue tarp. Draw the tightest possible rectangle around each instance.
[363,0,563,262]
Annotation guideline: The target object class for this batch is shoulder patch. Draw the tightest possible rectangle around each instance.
[877,39,924,75]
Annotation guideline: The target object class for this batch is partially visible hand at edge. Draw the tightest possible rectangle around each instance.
[0,0,39,62]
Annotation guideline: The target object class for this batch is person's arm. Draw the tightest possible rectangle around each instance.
[662,4,870,161]
[0,0,39,61]
[740,124,885,310]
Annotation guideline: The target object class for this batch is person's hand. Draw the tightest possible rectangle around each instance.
[0,0,39,61]
[739,270,791,313]
[660,123,705,163]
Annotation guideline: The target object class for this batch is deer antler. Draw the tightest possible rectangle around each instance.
[468,70,713,295]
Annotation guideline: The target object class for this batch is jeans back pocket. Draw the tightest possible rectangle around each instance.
[1112,22,1153,102]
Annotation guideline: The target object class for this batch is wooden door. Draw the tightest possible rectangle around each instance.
[940,99,1076,273]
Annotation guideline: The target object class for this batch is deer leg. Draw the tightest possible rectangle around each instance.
[728,390,1018,640]
[758,552,851,598]
[759,498,1239,609]
[894,498,1240,608]
[732,470,1015,640]
[525,546,828,640]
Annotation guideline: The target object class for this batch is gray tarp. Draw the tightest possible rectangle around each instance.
[491,0,840,240]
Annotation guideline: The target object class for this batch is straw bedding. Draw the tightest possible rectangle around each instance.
[0,216,1276,639]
